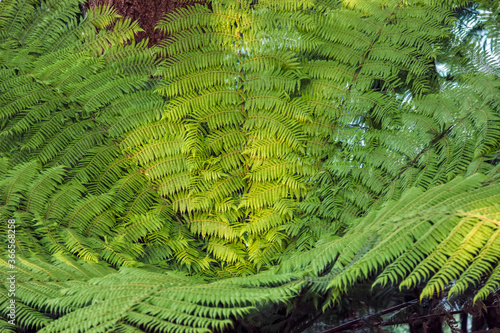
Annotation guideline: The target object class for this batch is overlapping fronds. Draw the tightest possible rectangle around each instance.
[281,175,500,304]
[0,253,116,331]
[299,0,500,231]
[37,268,301,333]
[1,0,499,331]
[0,0,169,265]
[0,0,308,329]
[153,0,318,270]
[0,254,301,332]
[0,0,214,301]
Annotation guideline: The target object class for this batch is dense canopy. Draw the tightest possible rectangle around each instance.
[0,0,499,332]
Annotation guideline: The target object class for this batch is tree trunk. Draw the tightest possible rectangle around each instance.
[460,312,468,332]
[85,0,206,46]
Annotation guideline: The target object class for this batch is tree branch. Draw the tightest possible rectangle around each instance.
[320,300,418,333]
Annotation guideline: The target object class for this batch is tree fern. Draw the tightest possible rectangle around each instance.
[1,0,499,331]
[297,0,500,231]
[279,174,500,310]
[151,0,321,272]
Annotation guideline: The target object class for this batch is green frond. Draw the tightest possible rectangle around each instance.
[78,16,142,56]
[43,183,85,222]
[160,69,240,98]
[293,175,500,301]
[0,160,39,208]
[158,48,239,79]
[0,0,39,38]
[0,291,52,330]
[47,5,121,52]
[256,0,315,12]
[158,27,238,58]
[38,267,300,333]
[63,228,100,263]
[162,88,243,121]
[187,215,239,241]
[25,165,66,213]
[64,194,114,231]
[115,214,166,243]
[207,240,246,264]
[156,4,217,35]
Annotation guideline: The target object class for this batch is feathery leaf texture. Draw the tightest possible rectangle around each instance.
[280,175,500,303]
[0,0,499,331]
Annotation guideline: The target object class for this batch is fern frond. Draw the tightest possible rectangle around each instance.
[296,175,500,301]
[38,267,301,333]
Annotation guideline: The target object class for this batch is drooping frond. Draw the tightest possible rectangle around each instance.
[0,258,301,333]
[281,175,500,303]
